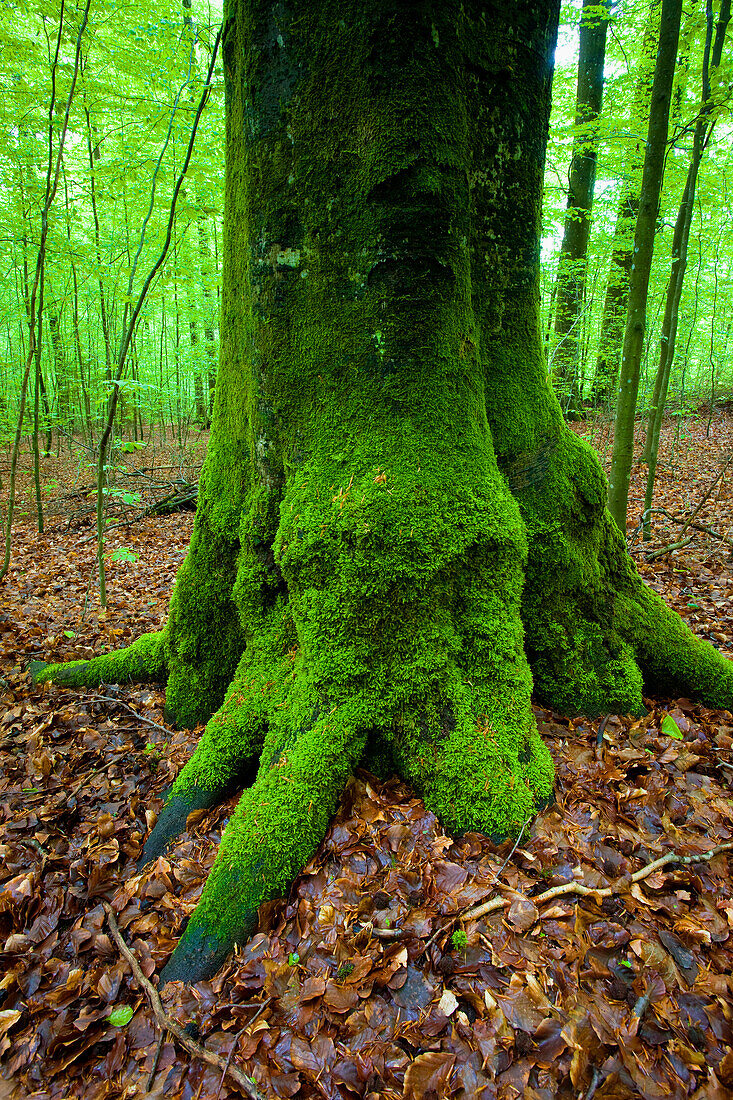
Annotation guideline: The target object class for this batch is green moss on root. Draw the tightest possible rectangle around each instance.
[30,631,166,689]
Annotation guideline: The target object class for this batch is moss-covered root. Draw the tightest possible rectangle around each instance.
[403,713,554,842]
[624,581,733,708]
[139,657,268,867]
[160,710,368,985]
[29,631,166,690]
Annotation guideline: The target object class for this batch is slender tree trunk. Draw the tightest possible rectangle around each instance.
[641,0,730,537]
[550,0,610,417]
[83,99,114,387]
[197,214,218,416]
[33,279,45,533]
[591,0,660,407]
[63,168,92,443]
[1,0,90,581]
[607,0,683,533]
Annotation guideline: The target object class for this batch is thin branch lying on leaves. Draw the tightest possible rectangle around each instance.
[462,838,733,921]
[628,451,733,559]
[94,694,173,737]
[642,506,733,561]
[361,840,733,941]
[102,902,266,1100]
[50,473,200,533]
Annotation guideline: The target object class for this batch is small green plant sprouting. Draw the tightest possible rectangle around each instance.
[110,547,139,563]
[144,742,160,769]
[451,928,468,952]
[336,961,355,982]
[288,952,300,966]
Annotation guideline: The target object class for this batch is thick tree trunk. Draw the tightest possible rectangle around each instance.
[32,0,733,986]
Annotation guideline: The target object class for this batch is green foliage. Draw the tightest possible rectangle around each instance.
[0,0,225,441]
[661,713,684,739]
[451,929,468,951]
[108,1005,134,1027]
[110,547,139,562]
[545,0,733,410]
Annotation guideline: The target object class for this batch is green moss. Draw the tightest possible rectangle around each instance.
[31,631,166,689]
[39,0,733,993]
[162,706,369,985]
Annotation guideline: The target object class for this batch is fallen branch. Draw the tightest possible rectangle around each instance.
[645,535,693,562]
[370,820,531,955]
[461,839,733,922]
[635,453,733,558]
[102,901,266,1100]
[94,695,172,737]
[354,840,733,947]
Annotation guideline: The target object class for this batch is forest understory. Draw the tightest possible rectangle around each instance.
[3,413,733,1100]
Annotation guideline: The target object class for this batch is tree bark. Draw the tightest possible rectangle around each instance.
[641,0,731,536]
[32,0,733,986]
[607,0,683,532]
[590,0,660,407]
[550,0,610,417]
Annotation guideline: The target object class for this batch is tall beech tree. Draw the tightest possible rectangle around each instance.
[608,0,682,532]
[32,0,733,985]
[590,0,660,407]
[641,0,732,537]
[550,0,610,414]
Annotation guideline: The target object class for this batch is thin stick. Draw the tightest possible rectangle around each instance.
[146,1029,166,1092]
[95,695,172,736]
[584,1066,601,1100]
[214,1002,270,1100]
[461,839,733,922]
[415,819,531,959]
[102,902,265,1100]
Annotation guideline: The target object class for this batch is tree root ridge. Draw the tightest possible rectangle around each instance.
[159,920,243,987]
[139,787,227,869]
[29,630,166,690]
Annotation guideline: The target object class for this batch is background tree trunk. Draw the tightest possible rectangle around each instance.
[608,0,683,533]
[590,0,660,407]
[550,0,610,416]
[641,0,731,537]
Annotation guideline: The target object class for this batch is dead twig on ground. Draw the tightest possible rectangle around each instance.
[461,839,733,922]
[632,452,733,557]
[146,1029,166,1092]
[102,901,266,1100]
[356,839,733,946]
[94,695,172,737]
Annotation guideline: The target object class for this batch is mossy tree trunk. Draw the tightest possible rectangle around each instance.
[32,0,733,985]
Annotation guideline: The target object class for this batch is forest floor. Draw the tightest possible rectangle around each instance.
[2,412,733,1100]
